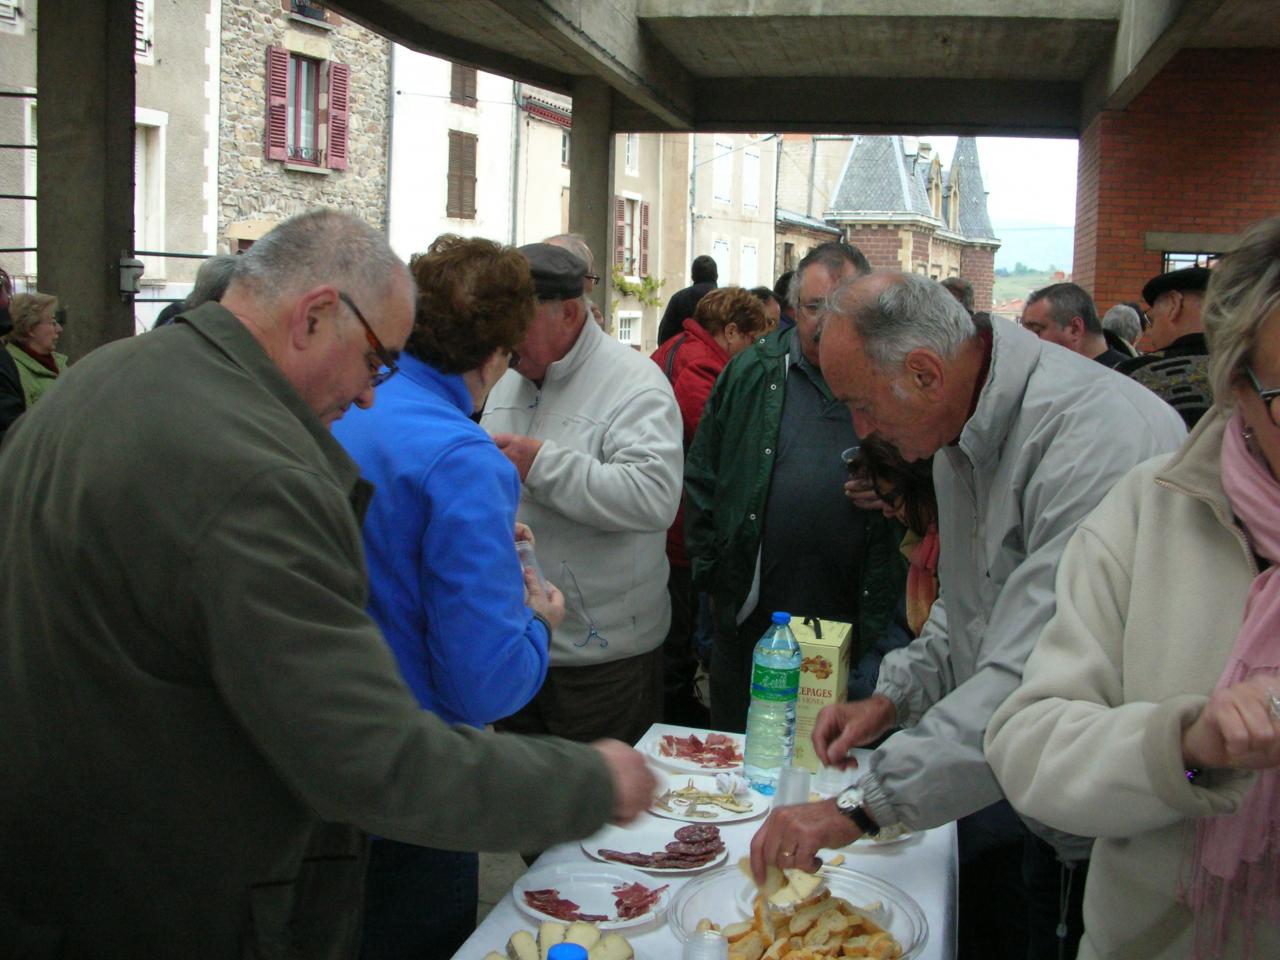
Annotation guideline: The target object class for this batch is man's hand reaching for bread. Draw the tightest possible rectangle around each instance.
[591,739,658,825]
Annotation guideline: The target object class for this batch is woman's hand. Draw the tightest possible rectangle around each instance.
[1183,675,1280,771]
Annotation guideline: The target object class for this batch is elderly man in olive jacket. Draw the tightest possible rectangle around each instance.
[0,210,655,959]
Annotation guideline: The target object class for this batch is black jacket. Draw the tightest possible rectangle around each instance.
[0,346,24,450]
[658,282,717,344]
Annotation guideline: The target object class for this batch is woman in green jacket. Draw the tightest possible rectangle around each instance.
[6,292,68,407]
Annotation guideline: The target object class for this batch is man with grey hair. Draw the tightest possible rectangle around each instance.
[1101,302,1142,351]
[0,210,655,958]
[685,241,905,733]
[1021,281,1130,368]
[483,242,682,745]
[750,270,1185,955]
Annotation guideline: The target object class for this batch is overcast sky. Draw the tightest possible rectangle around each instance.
[926,136,1079,272]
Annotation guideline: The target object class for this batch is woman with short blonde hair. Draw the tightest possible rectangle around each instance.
[5,292,67,407]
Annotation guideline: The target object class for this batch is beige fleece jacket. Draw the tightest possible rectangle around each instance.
[987,410,1274,960]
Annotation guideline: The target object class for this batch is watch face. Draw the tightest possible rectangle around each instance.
[836,786,864,813]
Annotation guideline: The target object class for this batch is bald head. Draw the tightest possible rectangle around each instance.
[219,209,415,427]
[229,209,411,317]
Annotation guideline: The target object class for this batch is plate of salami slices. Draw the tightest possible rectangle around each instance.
[512,862,670,931]
[646,731,744,773]
[582,821,729,874]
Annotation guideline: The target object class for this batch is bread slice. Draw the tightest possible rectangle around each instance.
[538,920,566,960]
[507,930,538,960]
[563,921,600,949]
[587,933,634,960]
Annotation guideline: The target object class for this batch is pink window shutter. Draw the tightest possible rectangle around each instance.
[613,196,626,267]
[639,201,651,277]
[265,46,289,162]
[326,61,350,171]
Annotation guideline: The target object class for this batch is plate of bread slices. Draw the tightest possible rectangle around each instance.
[486,920,637,960]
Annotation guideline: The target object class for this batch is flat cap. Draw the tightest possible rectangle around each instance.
[519,242,587,301]
[1143,266,1212,306]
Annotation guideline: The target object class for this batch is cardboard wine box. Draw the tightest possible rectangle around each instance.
[790,617,852,772]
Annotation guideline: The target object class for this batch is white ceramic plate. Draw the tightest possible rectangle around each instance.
[581,820,730,874]
[645,731,744,774]
[512,861,671,931]
[650,773,765,824]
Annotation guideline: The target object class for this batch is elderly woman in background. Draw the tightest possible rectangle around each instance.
[333,234,565,960]
[5,292,66,408]
[987,216,1280,960]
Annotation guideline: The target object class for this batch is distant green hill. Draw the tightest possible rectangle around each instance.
[992,270,1059,313]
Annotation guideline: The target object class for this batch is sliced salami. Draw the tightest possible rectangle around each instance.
[598,849,656,867]
[674,824,721,843]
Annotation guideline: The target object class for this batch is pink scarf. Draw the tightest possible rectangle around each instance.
[1181,411,1280,958]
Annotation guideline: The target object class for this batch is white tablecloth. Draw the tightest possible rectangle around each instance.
[451,723,957,959]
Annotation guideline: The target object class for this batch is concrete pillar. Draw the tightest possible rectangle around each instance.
[568,77,614,313]
[37,0,136,359]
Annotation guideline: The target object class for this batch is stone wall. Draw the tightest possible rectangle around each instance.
[218,0,390,247]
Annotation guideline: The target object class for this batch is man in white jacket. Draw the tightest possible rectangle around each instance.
[750,271,1186,952]
[483,244,683,745]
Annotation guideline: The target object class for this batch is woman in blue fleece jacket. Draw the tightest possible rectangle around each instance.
[333,235,564,960]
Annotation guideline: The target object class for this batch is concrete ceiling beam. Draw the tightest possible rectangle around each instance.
[484,0,694,130]
[326,0,574,91]
[613,76,1081,137]
[637,0,1121,20]
[1081,0,1228,123]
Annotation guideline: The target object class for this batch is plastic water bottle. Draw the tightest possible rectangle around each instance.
[744,611,802,794]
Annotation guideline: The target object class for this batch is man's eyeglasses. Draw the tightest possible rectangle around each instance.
[584,274,600,284]
[337,291,398,387]
[1245,366,1280,428]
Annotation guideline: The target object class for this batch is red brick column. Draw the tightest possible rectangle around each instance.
[844,225,904,270]
[1074,49,1280,311]
[960,246,995,313]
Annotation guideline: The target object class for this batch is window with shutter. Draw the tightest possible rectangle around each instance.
[450,64,477,107]
[446,130,477,219]
[325,62,349,170]
[639,202,651,278]
[0,2,21,28]
[613,196,626,268]
[134,0,154,63]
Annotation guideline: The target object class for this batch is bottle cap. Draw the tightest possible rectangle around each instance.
[771,611,791,625]
[547,945,589,960]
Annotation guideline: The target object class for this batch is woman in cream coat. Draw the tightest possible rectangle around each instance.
[987,216,1280,960]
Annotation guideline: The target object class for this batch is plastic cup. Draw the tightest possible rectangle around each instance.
[515,539,548,594]
[773,764,811,809]
[681,930,729,960]
[841,444,861,477]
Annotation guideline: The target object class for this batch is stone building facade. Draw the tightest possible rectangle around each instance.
[218,0,391,250]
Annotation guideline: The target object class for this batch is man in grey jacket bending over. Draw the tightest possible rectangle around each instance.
[750,271,1186,954]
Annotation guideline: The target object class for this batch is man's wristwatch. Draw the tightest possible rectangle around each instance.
[835,785,880,838]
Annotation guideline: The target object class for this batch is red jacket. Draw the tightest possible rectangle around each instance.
[650,318,729,568]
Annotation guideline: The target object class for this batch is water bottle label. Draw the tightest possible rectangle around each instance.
[751,663,799,701]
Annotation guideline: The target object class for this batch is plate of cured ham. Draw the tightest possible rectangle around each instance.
[646,731,744,773]
[512,862,671,930]
[582,822,729,874]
